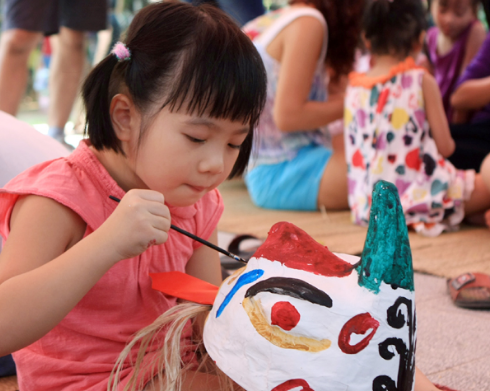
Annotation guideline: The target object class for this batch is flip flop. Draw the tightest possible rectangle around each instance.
[220,234,263,270]
[447,272,490,309]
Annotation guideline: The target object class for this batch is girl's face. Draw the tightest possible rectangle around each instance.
[128,107,249,207]
[431,0,476,40]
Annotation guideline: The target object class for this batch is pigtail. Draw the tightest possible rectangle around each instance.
[109,302,235,391]
[82,54,125,154]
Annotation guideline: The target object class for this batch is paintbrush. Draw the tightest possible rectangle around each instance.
[108,195,247,263]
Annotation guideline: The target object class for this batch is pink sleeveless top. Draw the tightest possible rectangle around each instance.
[0,140,224,390]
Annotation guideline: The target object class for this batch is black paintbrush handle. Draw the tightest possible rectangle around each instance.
[108,195,247,263]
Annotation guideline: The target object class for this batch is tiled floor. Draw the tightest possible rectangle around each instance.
[414,273,490,390]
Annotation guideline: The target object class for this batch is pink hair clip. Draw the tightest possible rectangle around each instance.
[112,41,131,62]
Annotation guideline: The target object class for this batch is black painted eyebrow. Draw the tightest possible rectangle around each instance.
[245,277,332,308]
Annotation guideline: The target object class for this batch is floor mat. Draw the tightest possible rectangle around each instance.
[218,179,490,279]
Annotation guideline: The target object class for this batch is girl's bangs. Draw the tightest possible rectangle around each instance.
[163,21,266,128]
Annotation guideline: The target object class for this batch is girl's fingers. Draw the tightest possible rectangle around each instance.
[149,214,171,233]
[146,201,170,219]
[133,189,165,203]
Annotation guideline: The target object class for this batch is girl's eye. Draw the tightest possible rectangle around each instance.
[228,143,242,150]
[186,135,205,143]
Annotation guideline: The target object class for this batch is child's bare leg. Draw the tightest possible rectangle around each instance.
[485,209,490,227]
[317,145,349,210]
[414,367,441,391]
[464,173,490,216]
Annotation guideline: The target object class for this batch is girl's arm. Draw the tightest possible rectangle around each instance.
[272,16,344,132]
[0,189,170,356]
[422,72,455,158]
[451,76,490,110]
[414,367,441,391]
[185,229,222,287]
[460,21,486,75]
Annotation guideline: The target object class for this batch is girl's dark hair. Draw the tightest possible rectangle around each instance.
[82,1,267,178]
[289,0,364,76]
[363,0,427,58]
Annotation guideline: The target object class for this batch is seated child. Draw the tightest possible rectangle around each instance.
[0,2,266,390]
[344,0,490,236]
[426,0,485,122]
[242,0,363,212]
[448,32,490,171]
[111,181,453,391]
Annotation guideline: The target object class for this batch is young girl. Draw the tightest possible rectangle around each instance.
[242,0,363,211]
[0,2,266,390]
[426,0,486,122]
[345,0,490,236]
[448,32,490,171]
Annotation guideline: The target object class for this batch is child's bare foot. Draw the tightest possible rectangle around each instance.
[485,209,490,228]
[463,212,486,226]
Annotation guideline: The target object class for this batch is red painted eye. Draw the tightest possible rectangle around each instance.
[271,301,301,331]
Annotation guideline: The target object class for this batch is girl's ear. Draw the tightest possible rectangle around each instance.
[412,31,426,55]
[110,93,140,142]
[361,32,371,52]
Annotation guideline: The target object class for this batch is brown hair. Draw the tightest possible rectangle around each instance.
[289,0,364,76]
[82,1,267,178]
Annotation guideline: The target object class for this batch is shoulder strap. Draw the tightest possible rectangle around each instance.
[256,7,328,65]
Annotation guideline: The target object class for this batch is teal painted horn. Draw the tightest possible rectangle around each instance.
[356,180,414,293]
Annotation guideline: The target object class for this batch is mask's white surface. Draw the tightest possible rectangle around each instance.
[204,253,415,391]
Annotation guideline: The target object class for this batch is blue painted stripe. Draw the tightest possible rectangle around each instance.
[216,269,264,317]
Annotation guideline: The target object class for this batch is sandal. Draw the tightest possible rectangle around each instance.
[447,272,490,309]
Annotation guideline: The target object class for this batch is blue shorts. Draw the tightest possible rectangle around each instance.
[245,145,332,211]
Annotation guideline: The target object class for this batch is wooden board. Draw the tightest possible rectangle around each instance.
[218,180,490,278]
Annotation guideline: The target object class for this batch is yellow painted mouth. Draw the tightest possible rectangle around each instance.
[242,297,331,352]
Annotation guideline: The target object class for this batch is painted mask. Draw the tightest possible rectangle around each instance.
[203,181,416,391]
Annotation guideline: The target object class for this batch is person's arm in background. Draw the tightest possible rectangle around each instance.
[451,33,490,122]
[423,72,455,157]
[272,16,344,132]
[460,21,486,73]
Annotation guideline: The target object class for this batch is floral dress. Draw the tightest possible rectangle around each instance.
[344,58,474,237]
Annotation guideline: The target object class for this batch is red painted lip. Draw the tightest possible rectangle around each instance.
[271,379,314,391]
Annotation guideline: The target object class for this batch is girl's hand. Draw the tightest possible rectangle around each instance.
[98,189,170,262]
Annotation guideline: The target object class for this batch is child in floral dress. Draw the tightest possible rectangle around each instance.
[344,0,490,236]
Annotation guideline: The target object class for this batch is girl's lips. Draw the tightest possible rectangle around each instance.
[186,184,206,192]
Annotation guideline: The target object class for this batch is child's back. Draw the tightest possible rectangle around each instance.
[345,58,471,236]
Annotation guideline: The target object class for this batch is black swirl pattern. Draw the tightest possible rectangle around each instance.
[372,297,416,391]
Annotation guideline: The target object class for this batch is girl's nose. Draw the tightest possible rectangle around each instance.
[441,12,455,27]
[198,153,225,174]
